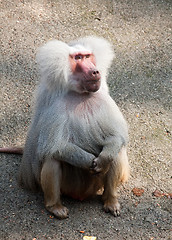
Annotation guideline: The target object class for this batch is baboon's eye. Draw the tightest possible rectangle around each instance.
[85,54,90,58]
[75,55,83,60]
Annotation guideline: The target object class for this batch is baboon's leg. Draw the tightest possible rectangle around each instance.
[41,158,69,219]
[103,147,129,216]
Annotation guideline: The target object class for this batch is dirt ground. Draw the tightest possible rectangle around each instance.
[0,0,171,239]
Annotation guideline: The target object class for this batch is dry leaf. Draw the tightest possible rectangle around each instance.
[132,188,144,196]
[153,190,172,199]
[83,236,96,240]
[152,190,163,197]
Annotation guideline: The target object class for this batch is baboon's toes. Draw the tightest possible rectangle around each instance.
[103,201,120,217]
[47,205,69,219]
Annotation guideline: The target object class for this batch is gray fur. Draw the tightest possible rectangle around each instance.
[19,36,128,191]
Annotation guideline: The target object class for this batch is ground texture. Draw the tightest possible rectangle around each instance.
[0,0,172,239]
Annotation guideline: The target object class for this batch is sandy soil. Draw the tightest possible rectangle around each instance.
[0,0,171,239]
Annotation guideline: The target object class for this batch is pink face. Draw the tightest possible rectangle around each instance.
[69,52,101,93]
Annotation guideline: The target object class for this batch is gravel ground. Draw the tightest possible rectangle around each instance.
[0,0,172,239]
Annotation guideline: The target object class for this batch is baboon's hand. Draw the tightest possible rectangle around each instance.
[90,156,111,175]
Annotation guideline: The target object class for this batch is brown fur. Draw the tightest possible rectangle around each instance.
[40,147,129,218]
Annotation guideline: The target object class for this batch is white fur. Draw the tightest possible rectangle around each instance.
[36,36,114,94]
